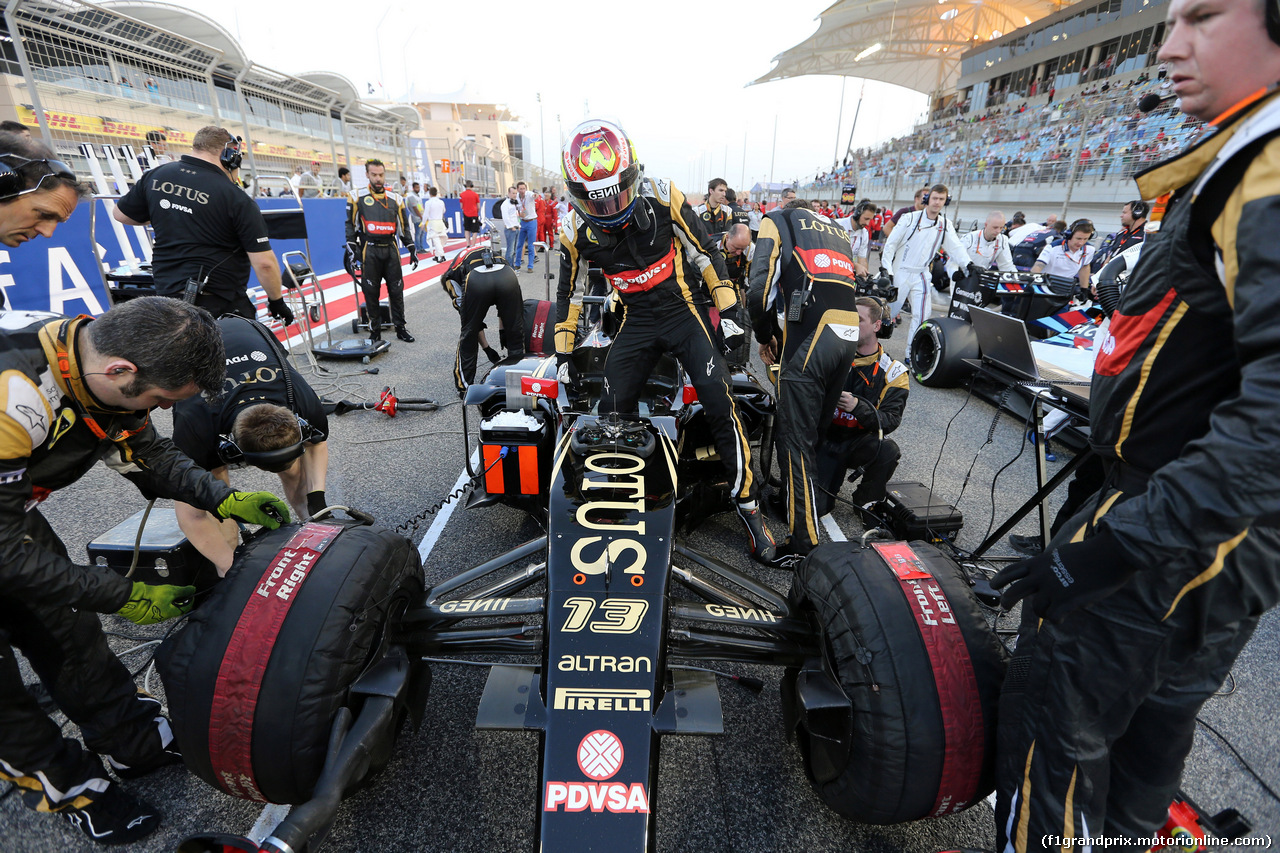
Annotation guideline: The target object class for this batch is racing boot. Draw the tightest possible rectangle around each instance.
[764,540,806,571]
[736,500,776,564]
[396,327,416,343]
[59,782,161,846]
[1007,533,1044,557]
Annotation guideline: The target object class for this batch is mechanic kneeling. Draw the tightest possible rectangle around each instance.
[441,244,525,397]
[812,297,908,519]
[171,314,329,575]
[0,297,290,846]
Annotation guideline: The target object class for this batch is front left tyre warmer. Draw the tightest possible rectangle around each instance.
[157,520,423,804]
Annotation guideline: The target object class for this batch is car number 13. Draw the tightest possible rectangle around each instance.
[561,597,649,634]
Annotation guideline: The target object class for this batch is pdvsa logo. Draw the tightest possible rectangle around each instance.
[545,729,649,814]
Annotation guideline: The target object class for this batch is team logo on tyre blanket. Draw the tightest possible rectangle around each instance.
[578,730,624,779]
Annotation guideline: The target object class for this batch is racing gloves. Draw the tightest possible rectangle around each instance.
[344,242,363,278]
[846,396,879,429]
[216,490,292,528]
[408,248,419,270]
[951,262,986,283]
[718,305,747,355]
[990,527,1136,622]
[117,581,196,625]
[267,297,295,325]
[556,353,581,392]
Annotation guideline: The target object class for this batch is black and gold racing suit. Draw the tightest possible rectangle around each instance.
[0,313,233,814]
[996,87,1280,847]
[691,201,732,240]
[442,246,525,396]
[556,178,757,503]
[747,208,862,553]
[346,187,416,332]
[701,232,752,367]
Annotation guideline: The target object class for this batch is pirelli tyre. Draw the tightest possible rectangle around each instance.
[785,541,1007,824]
[910,316,980,388]
[156,520,423,805]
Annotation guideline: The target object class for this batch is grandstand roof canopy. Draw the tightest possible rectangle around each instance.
[101,1,247,71]
[752,0,1068,95]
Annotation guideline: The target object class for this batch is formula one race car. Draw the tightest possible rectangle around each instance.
[164,299,1008,853]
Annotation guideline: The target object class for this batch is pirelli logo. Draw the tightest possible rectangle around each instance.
[553,687,652,712]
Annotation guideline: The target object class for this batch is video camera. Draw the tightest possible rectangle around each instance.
[856,270,898,339]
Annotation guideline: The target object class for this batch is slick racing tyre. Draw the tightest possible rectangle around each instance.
[157,520,423,804]
[910,317,979,388]
[786,541,1007,824]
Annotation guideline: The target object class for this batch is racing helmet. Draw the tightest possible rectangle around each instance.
[562,120,642,230]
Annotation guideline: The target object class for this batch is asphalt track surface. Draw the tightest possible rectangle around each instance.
[4,247,1279,852]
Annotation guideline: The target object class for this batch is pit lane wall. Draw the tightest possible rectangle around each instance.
[1,196,505,315]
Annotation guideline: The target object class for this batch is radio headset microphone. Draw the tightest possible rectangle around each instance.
[1139,85,1177,113]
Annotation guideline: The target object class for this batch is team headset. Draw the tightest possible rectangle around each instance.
[0,153,77,202]
[923,184,952,207]
[1270,0,1280,45]
[1129,199,1150,220]
[216,316,324,473]
[219,131,244,172]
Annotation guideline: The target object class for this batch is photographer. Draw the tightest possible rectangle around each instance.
[812,297,908,518]
[113,126,292,325]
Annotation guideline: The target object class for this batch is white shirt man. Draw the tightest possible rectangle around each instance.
[951,211,1017,275]
[1007,220,1045,244]
[880,186,974,353]
[847,205,876,276]
[1032,220,1097,298]
[422,188,448,262]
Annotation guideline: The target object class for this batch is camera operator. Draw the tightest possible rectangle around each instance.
[989,0,1280,845]
[170,315,329,575]
[749,199,863,568]
[880,184,979,356]
[812,296,908,519]
[113,126,292,325]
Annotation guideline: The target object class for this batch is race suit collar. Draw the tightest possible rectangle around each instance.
[853,343,885,365]
[38,318,134,415]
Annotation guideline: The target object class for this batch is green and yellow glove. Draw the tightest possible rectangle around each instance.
[216,490,292,528]
[117,581,196,625]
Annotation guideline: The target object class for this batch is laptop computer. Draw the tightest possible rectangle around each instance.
[967,307,1090,392]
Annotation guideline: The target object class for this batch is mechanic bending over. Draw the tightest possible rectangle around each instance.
[442,244,526,397]
[171,315,328,574]
[703,223,755,367]
[811,297,909,519]
[555,119,775,564]
[0,295,291,846]
[749,200,866,568]
[988,0,1280,846]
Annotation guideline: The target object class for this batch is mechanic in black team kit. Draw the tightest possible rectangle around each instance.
[554,119,774,563]
[442,244,525,397]
[748,200,863,568]
[345,159,418,343]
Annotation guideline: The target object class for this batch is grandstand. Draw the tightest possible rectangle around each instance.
[0,0,554,195]
[771,0,1192,223]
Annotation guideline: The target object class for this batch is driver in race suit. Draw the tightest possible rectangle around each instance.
[345,159,419,344]
[0,299,291,846]
[747,201,863,568]
[442,244,525,397]
[554,120,775,563]
[989,1,1280,844]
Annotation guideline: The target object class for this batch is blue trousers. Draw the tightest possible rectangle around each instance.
[514,219,537,269]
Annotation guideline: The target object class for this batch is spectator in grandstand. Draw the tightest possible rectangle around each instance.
[407,181,426,252]
[171,315,330,575]
[881,184,978,356]
[500,185,520,261]
[113,127,292,325]
[144,130,171,166]
[812,296,908,518]
[513,180,538,272]
[1092,199,1149,271]
[693,178,732,237]
[460,179,481,247]
[297,161,323,199]
[336,166,353,196]
[992,0,1280,846]
[423,186,447,263]
[951,211,1016,275]
[848,202,876,276]
[1031,218,1096,298]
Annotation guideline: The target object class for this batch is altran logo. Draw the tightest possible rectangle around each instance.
[577,730,624,780]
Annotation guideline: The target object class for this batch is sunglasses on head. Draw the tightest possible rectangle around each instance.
[0,153,76,200]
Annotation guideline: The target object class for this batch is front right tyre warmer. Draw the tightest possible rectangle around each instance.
[786,541,1007,824]
[156,520,423,805]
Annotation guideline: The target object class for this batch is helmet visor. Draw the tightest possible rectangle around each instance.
[566,164,640,223]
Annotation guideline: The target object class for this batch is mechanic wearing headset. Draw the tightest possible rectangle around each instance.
[345,158,419,344]
[0,295,290,846]
[1030,217,1096,297]
[848,202,877,276]
[112,126,293,326]
[811,296,909,519]
[989,0,1280,845]
[749,200,865,568]
[880,184,979,355]
[949,210,1018,276]
[171,315,328,575]
[555,120,775,564]
[1091,198,1149,272]
[442,244,525,397]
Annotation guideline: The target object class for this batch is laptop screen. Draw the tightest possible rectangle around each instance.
[968,307,1039,380]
